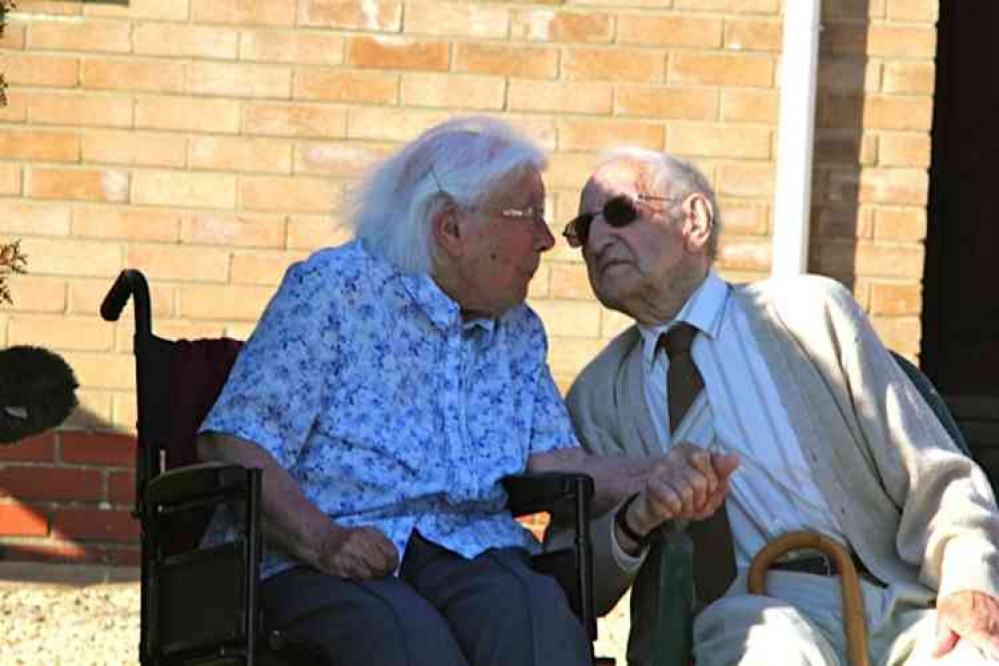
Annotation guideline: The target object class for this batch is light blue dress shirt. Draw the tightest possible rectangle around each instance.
[200,240,578,578]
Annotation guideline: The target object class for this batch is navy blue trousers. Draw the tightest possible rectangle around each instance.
[260,534,591,666]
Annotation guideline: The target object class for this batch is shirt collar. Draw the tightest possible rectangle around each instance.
[399,271,496,339]
[637,270,730,368]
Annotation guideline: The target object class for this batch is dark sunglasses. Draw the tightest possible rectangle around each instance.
[562,194,676,248]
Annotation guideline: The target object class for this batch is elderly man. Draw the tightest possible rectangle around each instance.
[560,147,999,666]
[196,119,720,666]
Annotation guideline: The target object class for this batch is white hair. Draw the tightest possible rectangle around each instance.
[596,147,723,260]
[344,116,547,274]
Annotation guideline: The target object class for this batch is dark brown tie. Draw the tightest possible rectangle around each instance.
[660,323,736,603]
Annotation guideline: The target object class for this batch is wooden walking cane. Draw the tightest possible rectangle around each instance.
[747,531,870,666]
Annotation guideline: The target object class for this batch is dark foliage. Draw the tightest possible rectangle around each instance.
[0,345,79,444]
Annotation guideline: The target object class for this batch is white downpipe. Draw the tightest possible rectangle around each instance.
[771,0,822,277]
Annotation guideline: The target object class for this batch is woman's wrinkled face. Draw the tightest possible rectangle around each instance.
[454,167,554,318]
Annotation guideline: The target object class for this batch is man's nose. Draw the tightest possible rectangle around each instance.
[535,221,555,252]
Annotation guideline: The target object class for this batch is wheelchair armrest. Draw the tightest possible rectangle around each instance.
[501,471,594,518]
[146,461,257,507]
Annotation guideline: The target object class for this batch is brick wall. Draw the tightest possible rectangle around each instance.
[0,0,937,563]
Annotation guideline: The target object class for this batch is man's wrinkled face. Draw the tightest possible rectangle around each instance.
[456,167,554,318]
[578,161,690,314]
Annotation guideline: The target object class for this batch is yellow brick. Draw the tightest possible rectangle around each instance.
[9,314,114,351]
[27,92,132,128]
[506,115,557,151]
[83,58,187,94]
[822,0,887,20]
[614,85,719,120]
[230,250,307,285]
[546,337,608,380]
[26,20,131,53]
[813,204,874,239]
[298,0,402,31]
[136,95,242,134]
[859,168,928,206]
[345,107,450,142]
[814,129,878,166]
[240,30,344,65]
[818,61,882,94]
[0,22,26,49]
[134,23,240,59]
[0,200,71,236]
[66,389,113,429]
[870,316,920,356]
[177,284,275,321]
[529,298,601,337]
[669,123,772,160]
[510,10,614,44]
[617,14,721,48]
[286,216,352,250]
[509,80,612,114]
[69,279,174,319]
[5,54,79,87]
[816,240,924,279]
[180,212,286,248]
[870,281,921,316]
[81,130,187,169]
[874,206,926,242]
[672,52,774,87]
[189,136,292,174]
[562,46,665,83]
[0,129,79,162]
[887,0,937,22]
[16,0,82,15]
[878,132,930,169]
[544,152,600,191]
[85,0,189,21]
[721,89,778,123]
[719,199,769,235]
[823,24,936,58]
[346,36,449,71]
[724,19,782,52]
[557,118,664,152]
[244,102,347,139]
[3,276,67,313]
[0,165,22,195]
[400,73,505,109]
[19,238,121,278]
[294,141,393,176]
[29,168,129,203]
[674,0,778,11]
[0,92,28,123]
[600,308,633,339]
[133,171,237,210]
[717,236,771,273]
[820,95,932,132]
[454,43,558,79]
[548,263,593,300]
[527,264,550,299]
[716,162,774,198]
[192,0,297,26]
[124,244,230,282]
[240,175,339,213]
[882,62,934,95]
[294,68,399,104]
[72,207,182,243]
[188,62,292,98]
[62,351,134,390]
[404,2,509,38]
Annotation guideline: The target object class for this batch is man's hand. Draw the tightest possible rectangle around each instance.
[932,590,999,660]
[317,525,399,580]
[626,442,740,536]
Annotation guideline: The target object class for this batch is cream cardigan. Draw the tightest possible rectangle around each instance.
[561,275,999,665]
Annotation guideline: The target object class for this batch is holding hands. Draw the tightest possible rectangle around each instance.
[619,442,740,546]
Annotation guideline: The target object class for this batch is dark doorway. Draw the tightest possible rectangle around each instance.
[923,2,999,478]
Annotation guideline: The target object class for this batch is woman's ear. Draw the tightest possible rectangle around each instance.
[433,203,464,258]
[683,193,714,253]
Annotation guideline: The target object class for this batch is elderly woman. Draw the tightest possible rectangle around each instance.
[197,117,589,666]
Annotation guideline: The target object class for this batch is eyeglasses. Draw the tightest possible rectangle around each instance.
[495,205,547,228]
[562,194,677,248]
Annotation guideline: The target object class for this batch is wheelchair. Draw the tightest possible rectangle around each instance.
[101,268,605,666]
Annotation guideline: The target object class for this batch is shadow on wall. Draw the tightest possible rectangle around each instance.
[808,1,874,294]
[0,403,141,576]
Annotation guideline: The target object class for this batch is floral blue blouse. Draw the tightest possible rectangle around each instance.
[200,240,578,578]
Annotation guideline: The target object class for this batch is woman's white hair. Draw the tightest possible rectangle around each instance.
[596,147,723,261]
[344,116,547,274]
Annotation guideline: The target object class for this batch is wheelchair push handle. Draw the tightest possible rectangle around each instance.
[101,269,152,338]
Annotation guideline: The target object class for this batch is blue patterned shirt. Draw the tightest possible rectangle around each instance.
[200,240,578,578]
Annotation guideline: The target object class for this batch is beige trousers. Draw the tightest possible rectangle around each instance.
[693,570,998,666]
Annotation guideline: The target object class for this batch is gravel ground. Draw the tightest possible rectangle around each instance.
[0,563,630,665]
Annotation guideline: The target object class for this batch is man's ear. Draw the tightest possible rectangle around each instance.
[682,193,713,253]
[433,204,464,258]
